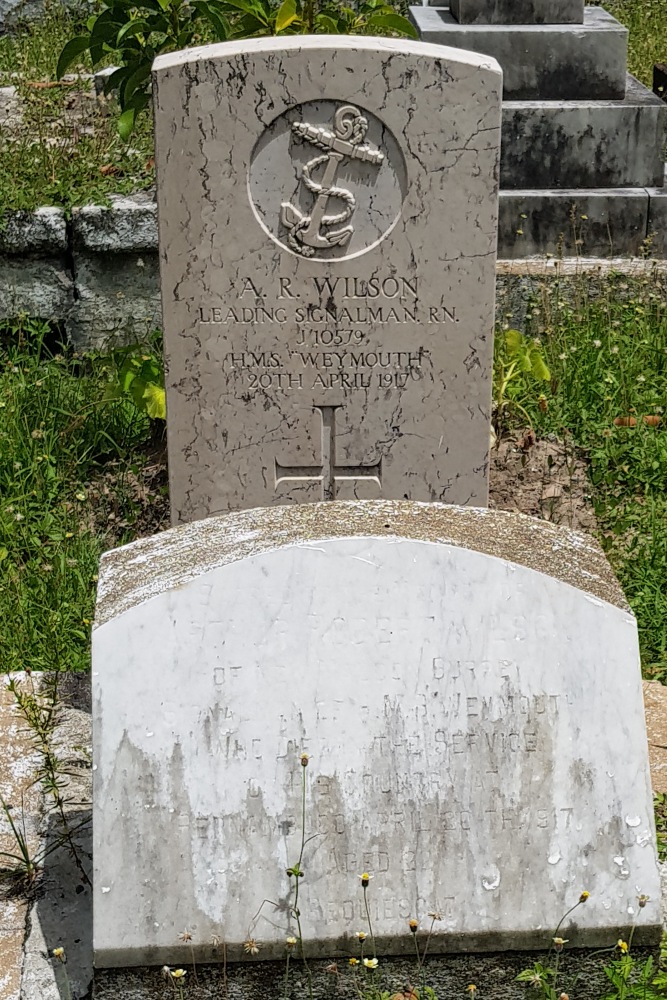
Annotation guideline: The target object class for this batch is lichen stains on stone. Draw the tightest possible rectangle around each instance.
[94,500,628,626]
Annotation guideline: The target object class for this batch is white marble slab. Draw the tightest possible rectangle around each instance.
[92,503,661,966]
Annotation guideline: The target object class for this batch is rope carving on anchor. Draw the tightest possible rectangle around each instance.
[282,105,373,257]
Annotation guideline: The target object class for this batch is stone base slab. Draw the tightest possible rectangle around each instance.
[502,76,667,189]
[499,187,652,257]
[410,6,628,100]
[450,0,584,24]
[647,181,667,256]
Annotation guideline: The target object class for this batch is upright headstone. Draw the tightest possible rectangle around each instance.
[92,502,662,969]
[153,37,502,523]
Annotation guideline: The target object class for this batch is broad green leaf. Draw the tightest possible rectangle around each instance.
[142,382,166,420]
[314,12,339,30]
[116,19,151,43]
[129,375,148,409]
[275,0,298,30]
[118,356,141,392]
[504,328,523,355]
[192,0,230,38]
[120,61,151,105]
[530,352,551,381]
[56,36,91,80]
[105,64,137,95]
[0,547,7,563]
[102,383,124,403]
[223,0,270,21]
[138,357,163,383]
[363,11,417,36]
[117,106,137,140]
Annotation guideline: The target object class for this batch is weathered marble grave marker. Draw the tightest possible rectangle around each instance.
[153,38,502,523]
[92,502,662,967]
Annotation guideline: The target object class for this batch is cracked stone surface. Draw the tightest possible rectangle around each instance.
[153,37,502,523]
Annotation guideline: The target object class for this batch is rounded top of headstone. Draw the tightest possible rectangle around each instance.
[95,500,628,626]
[152,34,503,79]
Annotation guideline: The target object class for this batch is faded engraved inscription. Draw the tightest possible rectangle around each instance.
[198,275,462,394]
[280,105,384,257]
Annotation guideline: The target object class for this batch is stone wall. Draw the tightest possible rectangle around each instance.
[1,194,667,349]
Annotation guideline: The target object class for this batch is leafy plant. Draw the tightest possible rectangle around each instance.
[602,952,666,1000]
[493,328,551,436]
[56,0,416,137]
[103,346,166,421]
[57,0,232,139]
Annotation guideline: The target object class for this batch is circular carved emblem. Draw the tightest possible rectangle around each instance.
[249,100,407,261]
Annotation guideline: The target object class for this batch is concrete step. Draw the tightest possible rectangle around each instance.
[501,76,667,189]
[647,169,667,256]
[498,185,666,257]
[449,0,584,25]
[410,5,628,100]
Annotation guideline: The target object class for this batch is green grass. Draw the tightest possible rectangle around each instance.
[602,0,667,86]
[497,270,667,682]
[0,3,84,77]
[0,319,163,673]
[0,8,155,212]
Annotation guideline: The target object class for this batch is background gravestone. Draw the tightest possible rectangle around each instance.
[153,37,502,524]
[92,502,662,968]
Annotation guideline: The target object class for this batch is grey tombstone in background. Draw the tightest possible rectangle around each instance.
[153,37,502,524]
[449,0,584,24]
[92,501,663,968]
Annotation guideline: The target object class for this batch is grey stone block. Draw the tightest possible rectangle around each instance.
[0,208,72,322]
[498,188,650,257]
[647,181,667,256]
[67,252,160,349]
[0,206,67,254]
[72,193,157,253]
[502,76,667,189]
[410,5,628,100]
[450,0,583,25]
[68,194,160,348]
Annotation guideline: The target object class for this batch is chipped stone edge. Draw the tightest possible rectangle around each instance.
[94,500,629,628]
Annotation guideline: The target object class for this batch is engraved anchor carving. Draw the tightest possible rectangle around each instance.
[280,104,384,257]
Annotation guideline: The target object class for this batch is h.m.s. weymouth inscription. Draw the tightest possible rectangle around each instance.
[198,274,458,393]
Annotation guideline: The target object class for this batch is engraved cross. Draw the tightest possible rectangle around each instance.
[275,405,382,501]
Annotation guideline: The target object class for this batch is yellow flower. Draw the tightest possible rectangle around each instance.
[579,891,590,903]
[356,931,367,942]
[363,958,379,969]
[171,969,187,979]
[617,940,629,954]
[349,958,359,966]
[408,919,419,934]
[359,872,373,887]
[552,937,568,952]
[466,987,477,995]
[300,752,309,767]
[638,894,650,908]
[286,937,297,948]
[52,948,66,963]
